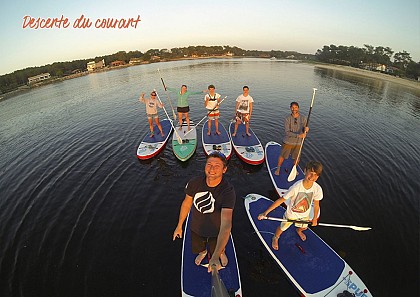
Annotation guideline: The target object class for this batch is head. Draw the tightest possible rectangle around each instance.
[243,86,249,95]
[205,151,228,178]
[208,84,215,93]
[290,101,300,115]
[181,84,187,91]
[150,91,157,98]
[304,161,323,182]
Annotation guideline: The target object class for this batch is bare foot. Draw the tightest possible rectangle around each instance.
[274,168,280,176]
[207,131,211,135]
[215,131,221,135]
[219,252,228,266]
[272,235,279,250]
[161,132,165,137]
[246,132,251,137]
[178,127,182,131]
[149,133,154,138]
[232,133,236,137]
[297,230,306,241]
[195,251,207,265]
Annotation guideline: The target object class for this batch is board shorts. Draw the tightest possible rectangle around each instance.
[236,111,250,123]
[147,113,159,120]
[177,106,190,113]
[280,214,310,231]
[191,230,217,254]
[207,109,220,120]
[280,143,301,160]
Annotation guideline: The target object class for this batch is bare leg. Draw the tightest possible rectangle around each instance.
[245,121,251,136]
[215,119,220,134]
[272,226,284,250]
[155,118,164,136]
[148,118,154,137]
[186,112,190,130]
[195,250,207,265]
[274,156,285,175]
[296,227,307,241]
[207,119,212,135]
[178,112,183,130]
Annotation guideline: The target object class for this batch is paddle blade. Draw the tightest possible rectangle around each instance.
[287,165,297,182]
[211,269,230,297]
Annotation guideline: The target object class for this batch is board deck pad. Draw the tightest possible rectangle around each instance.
[202,120,232,159]
[172,120,197,162]
[229,122,264,165]
[265,141,304,196]
[136,119,173,159]
[181,213,242,297]
[244,193,371,297]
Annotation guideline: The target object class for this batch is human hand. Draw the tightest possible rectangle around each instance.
[311,218,318,227]
[208,257,221,273]
[173,227,182,241]
[257,213,266,220]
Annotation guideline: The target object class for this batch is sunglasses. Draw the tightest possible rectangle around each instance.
[151,93,156,96]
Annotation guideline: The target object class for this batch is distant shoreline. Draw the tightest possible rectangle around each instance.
[2,59,419,101]
[314,64,420,91]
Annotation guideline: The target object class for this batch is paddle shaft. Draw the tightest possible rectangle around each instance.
[295,88,317,160]
[158,69,177,120]
[183,96,226,137]
[263,216,371,231]
[155,91,182,143]
[211,266,230,297]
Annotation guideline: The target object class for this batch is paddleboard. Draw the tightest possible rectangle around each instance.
[181,212,242,297]
[265,141,304,196]
[202,120,232,160]
[136,119,173,160]
[244,193,372,297]
[173,120,197,162]
[229,122,264,165]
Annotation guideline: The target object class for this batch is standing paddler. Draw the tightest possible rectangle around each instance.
[173,151,235,272]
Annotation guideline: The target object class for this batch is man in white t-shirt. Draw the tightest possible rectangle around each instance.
[258,161,323,250]
[232,86,253,137]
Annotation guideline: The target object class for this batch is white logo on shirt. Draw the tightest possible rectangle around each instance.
[193,191,215,214]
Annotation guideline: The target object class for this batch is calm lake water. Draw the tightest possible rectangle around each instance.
[0,59,419,297]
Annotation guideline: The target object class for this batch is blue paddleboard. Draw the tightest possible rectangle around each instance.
[181,213,242,297]
[244,193,372,297]
[136,119,173,160]
[229,122,264,165]
[202,120,232,160]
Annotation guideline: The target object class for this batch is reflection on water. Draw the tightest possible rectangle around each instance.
[0,59,419,296]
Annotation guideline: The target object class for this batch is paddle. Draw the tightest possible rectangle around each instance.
[262,216,371,231]
[157,68,177,121]
[183,96,227,137]
[155,90,183,144]
[288,88,317,182]
[211,265,230,297]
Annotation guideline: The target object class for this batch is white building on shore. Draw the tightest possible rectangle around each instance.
[87,59,105,71]
[28,73,51,84]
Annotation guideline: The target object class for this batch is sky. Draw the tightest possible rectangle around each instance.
[1,0,419,75]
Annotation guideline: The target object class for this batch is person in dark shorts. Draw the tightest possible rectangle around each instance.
[173,151,235,273]
[167,85,205,131]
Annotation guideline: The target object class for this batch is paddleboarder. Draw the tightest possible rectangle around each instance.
[173,151,236,272]
[167,85,206,131]
[139,91,165,137]
[232,86,253,137]
[204,84,222,135]
[258,161,323,250]
[274,101,309,175]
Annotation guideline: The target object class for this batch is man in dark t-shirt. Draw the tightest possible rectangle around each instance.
[173,152,236,273]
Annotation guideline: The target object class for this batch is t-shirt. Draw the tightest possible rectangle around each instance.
[282,114,307,145]
[236,94,254,113]
[204,93,221,111]
[140,97,162,114]
[283,180,323,220]
[185,176,236,237]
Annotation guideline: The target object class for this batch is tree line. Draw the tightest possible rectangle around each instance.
[1,44,418,95]
[316,44,419,79]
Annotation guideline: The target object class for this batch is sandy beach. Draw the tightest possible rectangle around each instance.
[314,64,420,91]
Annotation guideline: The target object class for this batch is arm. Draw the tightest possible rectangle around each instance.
[204,95,210,108]
[139,93,146,103]
[173,195,193,240]
[208,208,233,272]
[312,200,320,226]
[257,197,286,220]
[248,102,253,118]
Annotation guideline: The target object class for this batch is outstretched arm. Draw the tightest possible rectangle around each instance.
[208,208,232,272]
[173,195,193,240]
[258,197,285,220]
